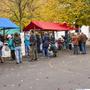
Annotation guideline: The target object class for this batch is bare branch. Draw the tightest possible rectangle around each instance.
[22,0,29,11]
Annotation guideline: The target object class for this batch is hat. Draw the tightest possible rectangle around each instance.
[44,32,48,34]
[74,33,77,35]
[7,35,12,39]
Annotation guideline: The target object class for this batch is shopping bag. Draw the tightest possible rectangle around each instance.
[5,46,10,51]
[2,45,11,57]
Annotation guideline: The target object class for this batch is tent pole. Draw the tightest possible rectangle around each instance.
[3,29,5,42]
[52,31,55,40]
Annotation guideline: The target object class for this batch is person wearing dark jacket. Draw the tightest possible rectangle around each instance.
[36,33,41,53]
[42,32,50,57]
[14,33,22,64]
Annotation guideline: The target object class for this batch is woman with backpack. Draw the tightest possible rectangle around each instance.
[14,33,22,64]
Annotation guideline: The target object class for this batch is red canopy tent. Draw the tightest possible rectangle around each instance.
[56,22,76,30]
[23,21,76,31]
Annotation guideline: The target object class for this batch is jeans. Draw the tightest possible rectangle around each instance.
[25,45,30,56]
[81,42,87,54]
[43,48,48,56]
[15,46,22,63]
[79,42,82,52]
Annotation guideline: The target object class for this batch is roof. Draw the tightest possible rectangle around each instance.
[23,21,76,31]
[0,18,19,29]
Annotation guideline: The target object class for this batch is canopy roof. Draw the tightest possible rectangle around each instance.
[0,18,19,29]
[23,21,76,31]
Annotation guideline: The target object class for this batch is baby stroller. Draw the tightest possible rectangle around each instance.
[49,43,57,57]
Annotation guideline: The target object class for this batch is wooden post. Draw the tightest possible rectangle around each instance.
[3,29,6,42]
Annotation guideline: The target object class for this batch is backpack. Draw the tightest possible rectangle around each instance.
[14,37,21,46]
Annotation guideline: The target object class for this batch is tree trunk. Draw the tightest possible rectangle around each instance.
[18,0,22,32]
[65,31,69,49]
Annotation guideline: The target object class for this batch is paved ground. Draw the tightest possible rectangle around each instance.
[0,46,90,90]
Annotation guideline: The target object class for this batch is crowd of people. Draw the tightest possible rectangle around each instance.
[0,30,88,64]
[0,31,57,64]
[72,32,88,54]
[57,32,88,54]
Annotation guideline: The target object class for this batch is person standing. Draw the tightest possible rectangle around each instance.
[24,33,30,56]
[72,33,79,55]
[80,33,88,54]
[0,35,4,63]
[30,31,38,61]
[77,33,82,53]
[7,35,16,60]
[14,33,22,64]
[42,32,50,57]
[36,32,41,53]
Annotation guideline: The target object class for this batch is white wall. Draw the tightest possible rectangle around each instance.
[55,31,65,40]
[55,26,90,40]
[81,25,90,38]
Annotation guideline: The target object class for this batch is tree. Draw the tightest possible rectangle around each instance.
[0,0,29,31]
[39,0,90,26]
[56,0,90,26]
[36,0,59,22]
[0,0,90,29]
[0,0,44,31]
